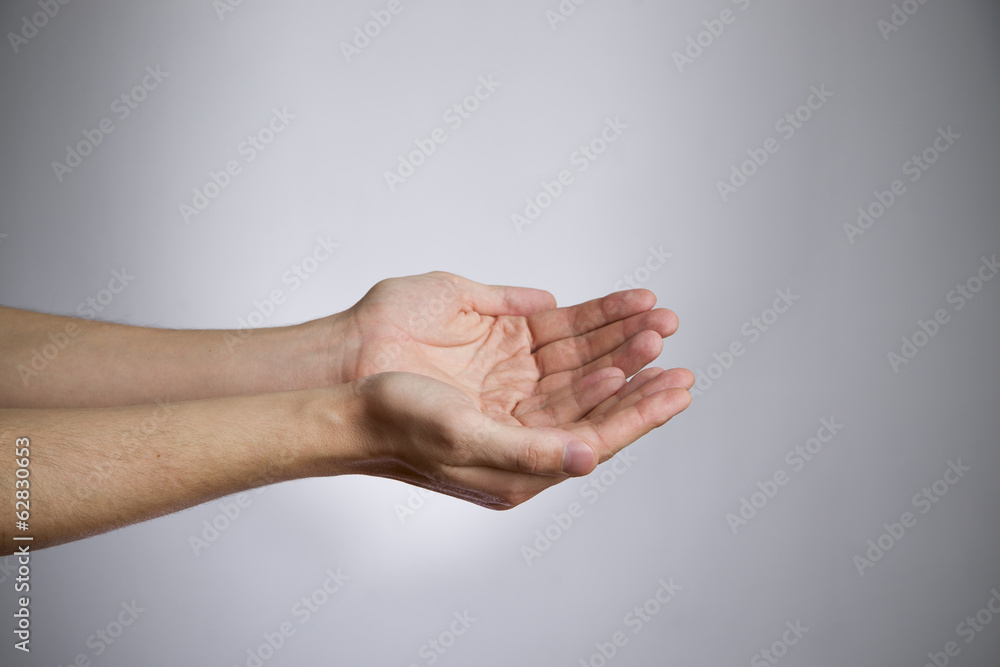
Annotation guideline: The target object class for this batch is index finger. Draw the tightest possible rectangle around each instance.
[445,273,557,317]
[526,289,657,349]
[570,386,691,461]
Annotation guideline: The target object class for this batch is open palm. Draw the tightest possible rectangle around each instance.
[330,272,691,433]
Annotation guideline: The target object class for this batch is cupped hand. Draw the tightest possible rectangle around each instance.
[326,271,685,431]
[352,368,693,509]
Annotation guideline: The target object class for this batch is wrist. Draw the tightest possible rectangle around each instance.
[253,313,352,393]
[307,309,358,387]
[291,382,372,479]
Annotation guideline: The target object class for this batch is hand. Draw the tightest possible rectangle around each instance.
[349,369,693,509]
[324,271,687,431]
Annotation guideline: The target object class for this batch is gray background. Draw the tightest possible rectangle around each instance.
[2,1,1000,665]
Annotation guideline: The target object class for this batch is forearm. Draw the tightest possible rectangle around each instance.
[0,386,363,555]
[0,305,342,408]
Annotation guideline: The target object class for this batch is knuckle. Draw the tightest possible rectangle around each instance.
[516,440,548,475]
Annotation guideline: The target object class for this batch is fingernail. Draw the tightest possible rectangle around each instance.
[562,441,594,476]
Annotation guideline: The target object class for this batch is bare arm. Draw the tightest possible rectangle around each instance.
[0,386,363,555]
[0,305,338,408]
[0,370,691,556]
[0,272,681,411]
[0,273,691,554]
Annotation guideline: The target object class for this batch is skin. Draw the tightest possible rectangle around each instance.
[0,272,693,555]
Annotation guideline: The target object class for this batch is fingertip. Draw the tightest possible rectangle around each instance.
[638,386,694,429]
[665,368,695,390]
[661,386,693,415]
[561,440,597,476]
[505,286,557,315]
[635,329,665,358]
[606,288,656,313]
[677,387,693,410]
[658,308,680,336]
[628,288,657,311]
[530,288,558,312]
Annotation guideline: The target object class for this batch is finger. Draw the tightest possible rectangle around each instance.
[588,367,693,419]
[666,368,695,390]
[514,367,626,427]
[534,308,678,376]
[462,421,599,478]
[570,387,692,461]
[586,367,665,419]
[538,330,664,394]
[439,272,557,316]
[527,290,657,349]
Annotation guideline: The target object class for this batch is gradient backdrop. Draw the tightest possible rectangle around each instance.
[2,1,1000,666]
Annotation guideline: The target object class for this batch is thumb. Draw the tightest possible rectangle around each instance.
[476,422,597,477]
